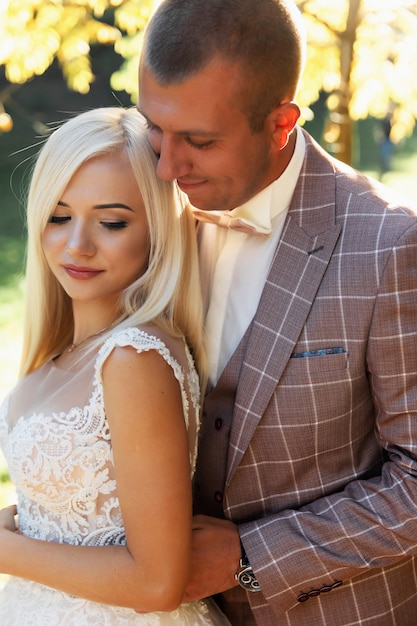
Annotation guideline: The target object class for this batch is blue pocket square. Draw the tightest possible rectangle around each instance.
[291,347,346,358]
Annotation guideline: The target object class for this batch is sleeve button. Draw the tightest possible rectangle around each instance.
[297,593,310,603]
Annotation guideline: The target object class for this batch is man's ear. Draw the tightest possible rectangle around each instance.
[268,102,300,151]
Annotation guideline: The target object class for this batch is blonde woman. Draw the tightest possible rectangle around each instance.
[0,107,229,625]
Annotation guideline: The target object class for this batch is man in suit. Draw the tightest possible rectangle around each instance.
[138,0,417,623]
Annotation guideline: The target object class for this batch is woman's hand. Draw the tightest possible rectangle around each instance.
[0,505,18,533]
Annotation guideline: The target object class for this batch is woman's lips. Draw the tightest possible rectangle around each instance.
[63,265,104,280]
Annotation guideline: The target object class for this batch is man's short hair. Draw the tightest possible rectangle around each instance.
[142,0,306,132]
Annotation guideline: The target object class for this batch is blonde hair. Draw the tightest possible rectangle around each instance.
[20,107,205,378]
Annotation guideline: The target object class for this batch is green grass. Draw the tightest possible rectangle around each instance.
[0,281,22,498]
[359,130,417,205]
[0,282,23,392]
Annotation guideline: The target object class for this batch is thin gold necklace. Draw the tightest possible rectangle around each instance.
[67,322,116,353]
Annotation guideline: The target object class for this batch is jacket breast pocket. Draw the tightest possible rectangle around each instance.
[288,347,348,375]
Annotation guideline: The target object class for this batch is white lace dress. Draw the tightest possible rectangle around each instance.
[0,327,229,625]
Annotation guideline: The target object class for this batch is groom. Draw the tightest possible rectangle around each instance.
[138,0,417,623]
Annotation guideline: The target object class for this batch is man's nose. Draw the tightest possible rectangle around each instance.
[156,135,190,181]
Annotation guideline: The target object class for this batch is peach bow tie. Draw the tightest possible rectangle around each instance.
[192,208,272,236]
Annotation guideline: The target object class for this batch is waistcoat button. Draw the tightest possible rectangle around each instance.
[215,418,223,430]
[214,491,223,503]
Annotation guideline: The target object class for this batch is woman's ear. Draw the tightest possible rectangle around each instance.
[268,101,300,151]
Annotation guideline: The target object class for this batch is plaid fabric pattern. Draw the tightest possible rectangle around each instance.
[220,131,417,624]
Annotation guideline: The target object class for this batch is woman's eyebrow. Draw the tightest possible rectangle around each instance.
[57,200,134,211]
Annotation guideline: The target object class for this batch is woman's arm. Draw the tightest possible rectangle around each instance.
[0,346,192,611]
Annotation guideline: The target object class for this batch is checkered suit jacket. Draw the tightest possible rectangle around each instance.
[207,130,417,624]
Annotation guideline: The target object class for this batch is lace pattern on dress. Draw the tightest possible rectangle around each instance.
[0,328,200,547]
[0,577,226,625]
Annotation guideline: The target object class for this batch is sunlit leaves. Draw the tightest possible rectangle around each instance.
[299,0,349,33]
[111,31,143,101]
[1,0,121,90]
[0,111,13,132]
[115,0,152,34]
[296,0,417,141]
[110,0,153,101]
[0,0,155,134]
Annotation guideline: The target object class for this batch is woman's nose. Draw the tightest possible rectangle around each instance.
[66,223,95,256]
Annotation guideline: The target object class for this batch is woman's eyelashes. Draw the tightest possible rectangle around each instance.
[48,215,128,230]
[101,221,128,230]
[48,215,70,224]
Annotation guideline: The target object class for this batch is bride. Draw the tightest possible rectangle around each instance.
[0,107,229,625]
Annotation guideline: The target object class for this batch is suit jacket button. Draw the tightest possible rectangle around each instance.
[214,491,223,503]
[308,589,321,597]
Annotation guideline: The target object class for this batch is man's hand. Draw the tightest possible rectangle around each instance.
[183,514,241,602]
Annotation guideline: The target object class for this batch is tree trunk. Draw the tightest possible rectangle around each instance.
[325,0,362,164]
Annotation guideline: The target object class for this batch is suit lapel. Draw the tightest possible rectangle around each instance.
[227,134,342,481]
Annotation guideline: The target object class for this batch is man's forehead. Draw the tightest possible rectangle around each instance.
[138,104,222,140]
[139,58,241,107]
[138,91,225,137]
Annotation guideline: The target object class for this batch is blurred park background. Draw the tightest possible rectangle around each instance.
[1,0,417,509]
